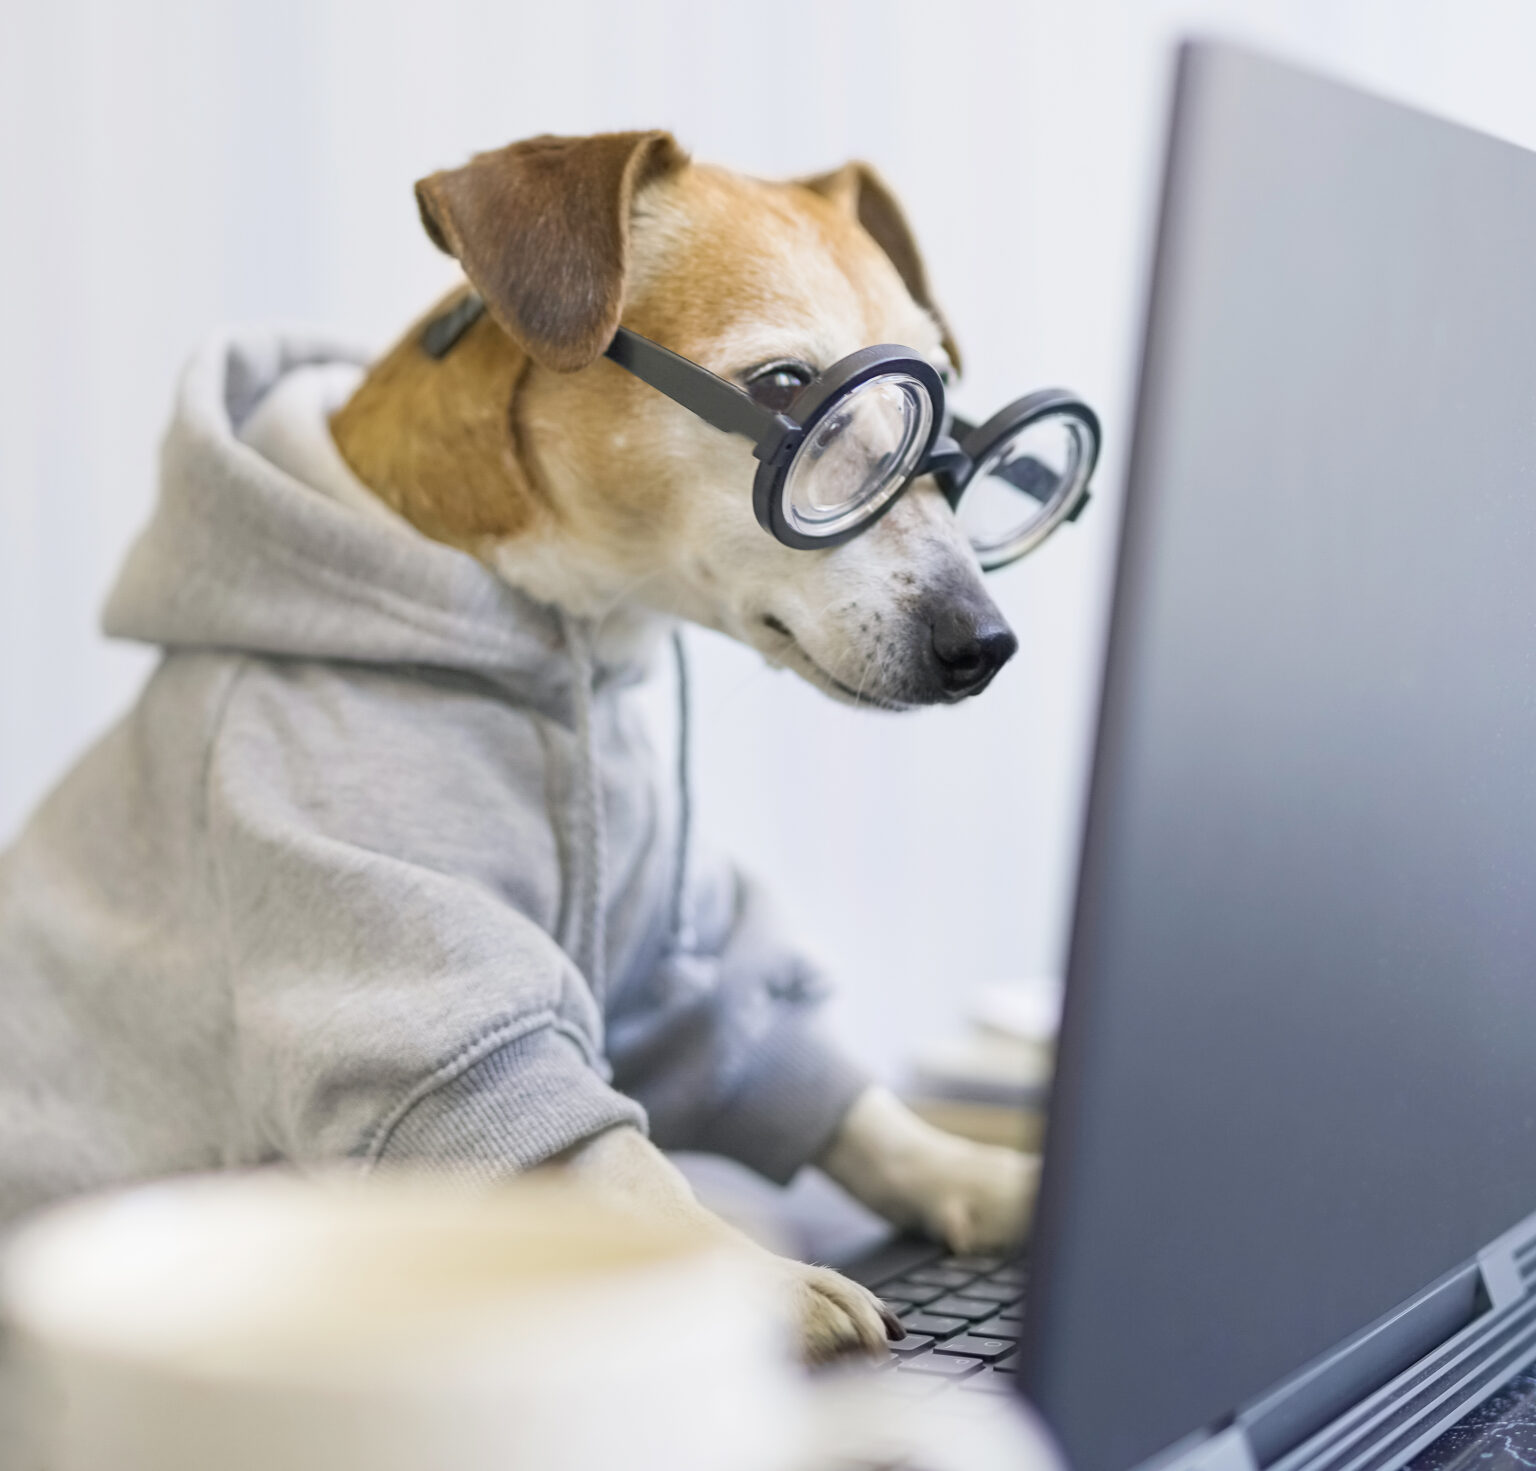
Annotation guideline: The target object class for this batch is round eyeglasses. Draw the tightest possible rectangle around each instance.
[422,293,1099,569]
[603,328,1099,568]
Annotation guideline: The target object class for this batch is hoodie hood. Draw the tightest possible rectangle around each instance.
[103,331,588,706]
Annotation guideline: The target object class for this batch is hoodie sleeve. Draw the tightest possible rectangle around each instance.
[606,853,873,1185]
[206,663,645,1180]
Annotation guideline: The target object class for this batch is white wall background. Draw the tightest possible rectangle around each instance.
[2,0,1534,1077]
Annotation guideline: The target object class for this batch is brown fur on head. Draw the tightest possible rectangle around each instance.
[331,130,1014,709]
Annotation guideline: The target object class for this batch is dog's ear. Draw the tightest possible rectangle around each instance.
[799,162,962,375]
[415,131,688,373]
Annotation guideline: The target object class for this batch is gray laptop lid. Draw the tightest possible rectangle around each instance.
[1018,42,1536,1471]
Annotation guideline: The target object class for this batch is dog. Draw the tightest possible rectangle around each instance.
[0,130,1032,1363]
[332,131,1033,1358]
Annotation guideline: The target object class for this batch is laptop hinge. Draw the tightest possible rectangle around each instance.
[1478,1239,1527,1312]
[1240,1264,1486,1465]
[1145,1425,1259,1471]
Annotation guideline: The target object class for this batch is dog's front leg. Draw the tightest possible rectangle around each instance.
[553,1124,899,1363]
[817,1086,1040,1255]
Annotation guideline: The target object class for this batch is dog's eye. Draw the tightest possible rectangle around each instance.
[745,361,813,414]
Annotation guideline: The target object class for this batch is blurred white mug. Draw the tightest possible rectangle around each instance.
[1,1172,804,1471]
[1,1171,1063,1471]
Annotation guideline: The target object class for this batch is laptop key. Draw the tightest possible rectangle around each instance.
[900,1353,983,1378]
[849,1239,949,1291]
[900,1312,968,1338]
[993,1302,1024,1321]
[878,1298,916,1318]
[931,1334,1014,1361]
[881,1279,946,1306]
[954,1279,1015,1303]
[943,1255,1004,1273]
[992,1350,1020,1372]
[903,1266,978,1290]
[970,1314,1020,1340]
[889,1334,937,1357]
[988,1265,1026,1287]
[925,1295,998,1321]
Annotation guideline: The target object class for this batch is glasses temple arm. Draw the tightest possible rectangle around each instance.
[605,327,784,445]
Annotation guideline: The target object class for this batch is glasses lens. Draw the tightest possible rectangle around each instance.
[957,410,1094,569]
[781,373,933,540]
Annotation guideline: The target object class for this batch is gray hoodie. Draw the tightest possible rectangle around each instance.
[0,330,869,1227]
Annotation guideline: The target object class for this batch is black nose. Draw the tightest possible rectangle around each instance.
[930,605,1019,696]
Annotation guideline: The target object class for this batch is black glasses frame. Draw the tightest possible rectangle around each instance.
[605,327,1098,562]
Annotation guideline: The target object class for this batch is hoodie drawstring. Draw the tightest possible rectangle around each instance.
[558,616,695,1003]
[558,611,609,1001]
[668,630,695,954]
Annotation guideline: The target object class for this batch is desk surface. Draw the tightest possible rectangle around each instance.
[1409,1370,1536,1471]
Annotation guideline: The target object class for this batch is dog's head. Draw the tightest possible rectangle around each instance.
[379,131,1017,709]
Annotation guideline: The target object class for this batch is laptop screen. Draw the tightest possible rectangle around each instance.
[1020,42,1536,1471]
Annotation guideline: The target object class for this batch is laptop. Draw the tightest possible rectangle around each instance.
[839,38,1536,1471]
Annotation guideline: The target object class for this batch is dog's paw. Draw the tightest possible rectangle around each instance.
[819,1087,1042,1259]
[771,1257,901,1364]
[920,1140,1039,1255]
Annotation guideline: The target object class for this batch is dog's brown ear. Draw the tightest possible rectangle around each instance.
[415,131,688,373]
[799,162,962,375]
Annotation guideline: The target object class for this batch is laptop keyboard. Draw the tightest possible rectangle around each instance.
[844,1239,1026,1396]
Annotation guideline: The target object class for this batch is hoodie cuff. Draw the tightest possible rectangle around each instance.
[369,1025,647,1181]
[695,1018,873,1186]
